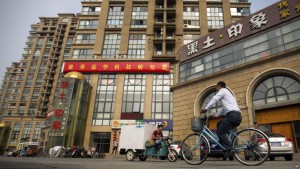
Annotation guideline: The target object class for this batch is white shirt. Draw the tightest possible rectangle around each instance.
[205,88,240,118]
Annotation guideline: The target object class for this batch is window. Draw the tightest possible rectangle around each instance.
[46,38,52,48]
[230,7,250,16]
[89,132,111,153]
[32,122,43,142]
[127,34,146,59]
[93,75,117,126]
[36,38,44,48]
[82,7,101,15]
[102,34,121,58]
[183,6,200,28]
[122,74,145,114]
[107,6,124,27]
[131,7,148,28]
[72,49,93,59]
[207,7,224,29]
[21,122,32,142]
[253,76,300,105]
[201,90,223,114]
[75,34,96,44]
[183,34,201,44]
[10,122,21,144]
[152,74,173,119]
[66,38,73,48]
[78,20,99,29]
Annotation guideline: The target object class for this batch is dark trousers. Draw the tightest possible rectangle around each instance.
[216,111,242,150]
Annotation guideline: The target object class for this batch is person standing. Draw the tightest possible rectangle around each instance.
[112,140,118,155]
[201,81,242,157]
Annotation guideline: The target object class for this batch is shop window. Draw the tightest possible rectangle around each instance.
[253,76,300,105]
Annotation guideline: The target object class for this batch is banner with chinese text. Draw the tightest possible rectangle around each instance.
[63,62,170,73]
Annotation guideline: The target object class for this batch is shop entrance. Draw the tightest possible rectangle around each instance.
[256,104,300,152]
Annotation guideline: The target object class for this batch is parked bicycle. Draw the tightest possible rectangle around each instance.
[181,114,271,166]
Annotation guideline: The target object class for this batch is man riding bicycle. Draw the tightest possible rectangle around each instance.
[201,81,242,157]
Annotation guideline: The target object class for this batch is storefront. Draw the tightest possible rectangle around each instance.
[172,0,300,152]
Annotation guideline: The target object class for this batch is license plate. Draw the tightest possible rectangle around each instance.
[271,142,282,147]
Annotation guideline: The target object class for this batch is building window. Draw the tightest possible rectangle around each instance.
[102,34,121,58]
[82,6,101,15]
[183,6,200,28]
[75,34,96,44]
[230,0,248,2]
[253,76,300,105]
[21,122,32,142]
[127,34,146,59]
[152,74,173,119]
[93,75,117,126]
[131,7,148,28]
[89,132,111,153]
[201,90,223,114]
[207,7,224,29]
[32,122,43,142]
[66,38,73,48]
[46,38,52,48]
[107,6,124,28]
[78,20,99,29]
[10,122,21,144]
[183,34,201,44]
[36,38,44,48]
[72,49,93,59]
[122,74,145,114]
[230,7,250,16]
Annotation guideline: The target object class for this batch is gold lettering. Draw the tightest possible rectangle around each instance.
[161,64,168,71]
[114,64,120,70]
[295,4,300,12]
[103,64,108,70]
[91,64,97,70]
[68,64,73,70]
[280,9,290,18]
[80,64,86,70]
[150,64,155,70]
[137,64,143,70]
[126,64,131,70]
[278,0,288,9]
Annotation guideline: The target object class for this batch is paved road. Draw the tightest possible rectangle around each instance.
[0,155,299,169]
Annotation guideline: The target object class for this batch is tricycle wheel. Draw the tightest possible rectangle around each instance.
[167,149,178,162]
[126,150,135,161]
[139,155,147,161]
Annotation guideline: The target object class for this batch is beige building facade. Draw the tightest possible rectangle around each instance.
[172,0,300,152]
[0,0,251,153]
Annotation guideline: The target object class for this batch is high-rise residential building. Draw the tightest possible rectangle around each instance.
[0,14,78,151]
[0,0,250,153]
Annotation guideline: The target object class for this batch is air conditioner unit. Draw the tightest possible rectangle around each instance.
[183,24,189,28]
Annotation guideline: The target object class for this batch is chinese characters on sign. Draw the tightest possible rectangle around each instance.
[187,41,199,56]
[250,12,268,29]
[63,62,170,73]
[182,0,300,61]
[278,0,290,18]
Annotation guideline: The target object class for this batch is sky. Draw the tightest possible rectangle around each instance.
[0,0,279,83]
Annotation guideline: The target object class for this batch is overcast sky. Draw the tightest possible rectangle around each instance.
[0,0,279,83]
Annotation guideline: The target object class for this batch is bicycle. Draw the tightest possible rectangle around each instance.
[181,113,271,166]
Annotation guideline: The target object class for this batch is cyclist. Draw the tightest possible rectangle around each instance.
[200,81,242,157]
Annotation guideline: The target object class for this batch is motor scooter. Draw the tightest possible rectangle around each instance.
[126,137,178,162]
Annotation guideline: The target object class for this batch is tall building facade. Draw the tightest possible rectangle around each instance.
[0,14,78,150]
[0,0,250,152]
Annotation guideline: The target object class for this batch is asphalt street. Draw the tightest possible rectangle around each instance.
[0,155,299,169]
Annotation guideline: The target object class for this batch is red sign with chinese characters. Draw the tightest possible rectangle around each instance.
[63,62,170,73]
[53,121,61,129]
[55,109,63,117]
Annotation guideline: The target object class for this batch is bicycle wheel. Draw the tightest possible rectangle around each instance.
[181,133,209,165]
[232,128,270,166]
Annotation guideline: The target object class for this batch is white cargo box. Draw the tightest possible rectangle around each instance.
[119,124,156,152]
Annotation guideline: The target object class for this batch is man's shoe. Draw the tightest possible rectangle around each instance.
[223,149,235,158]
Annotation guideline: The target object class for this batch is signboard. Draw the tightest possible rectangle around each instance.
[180,0,300,63]
[62,62,170,73]
[111,119,173,130]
